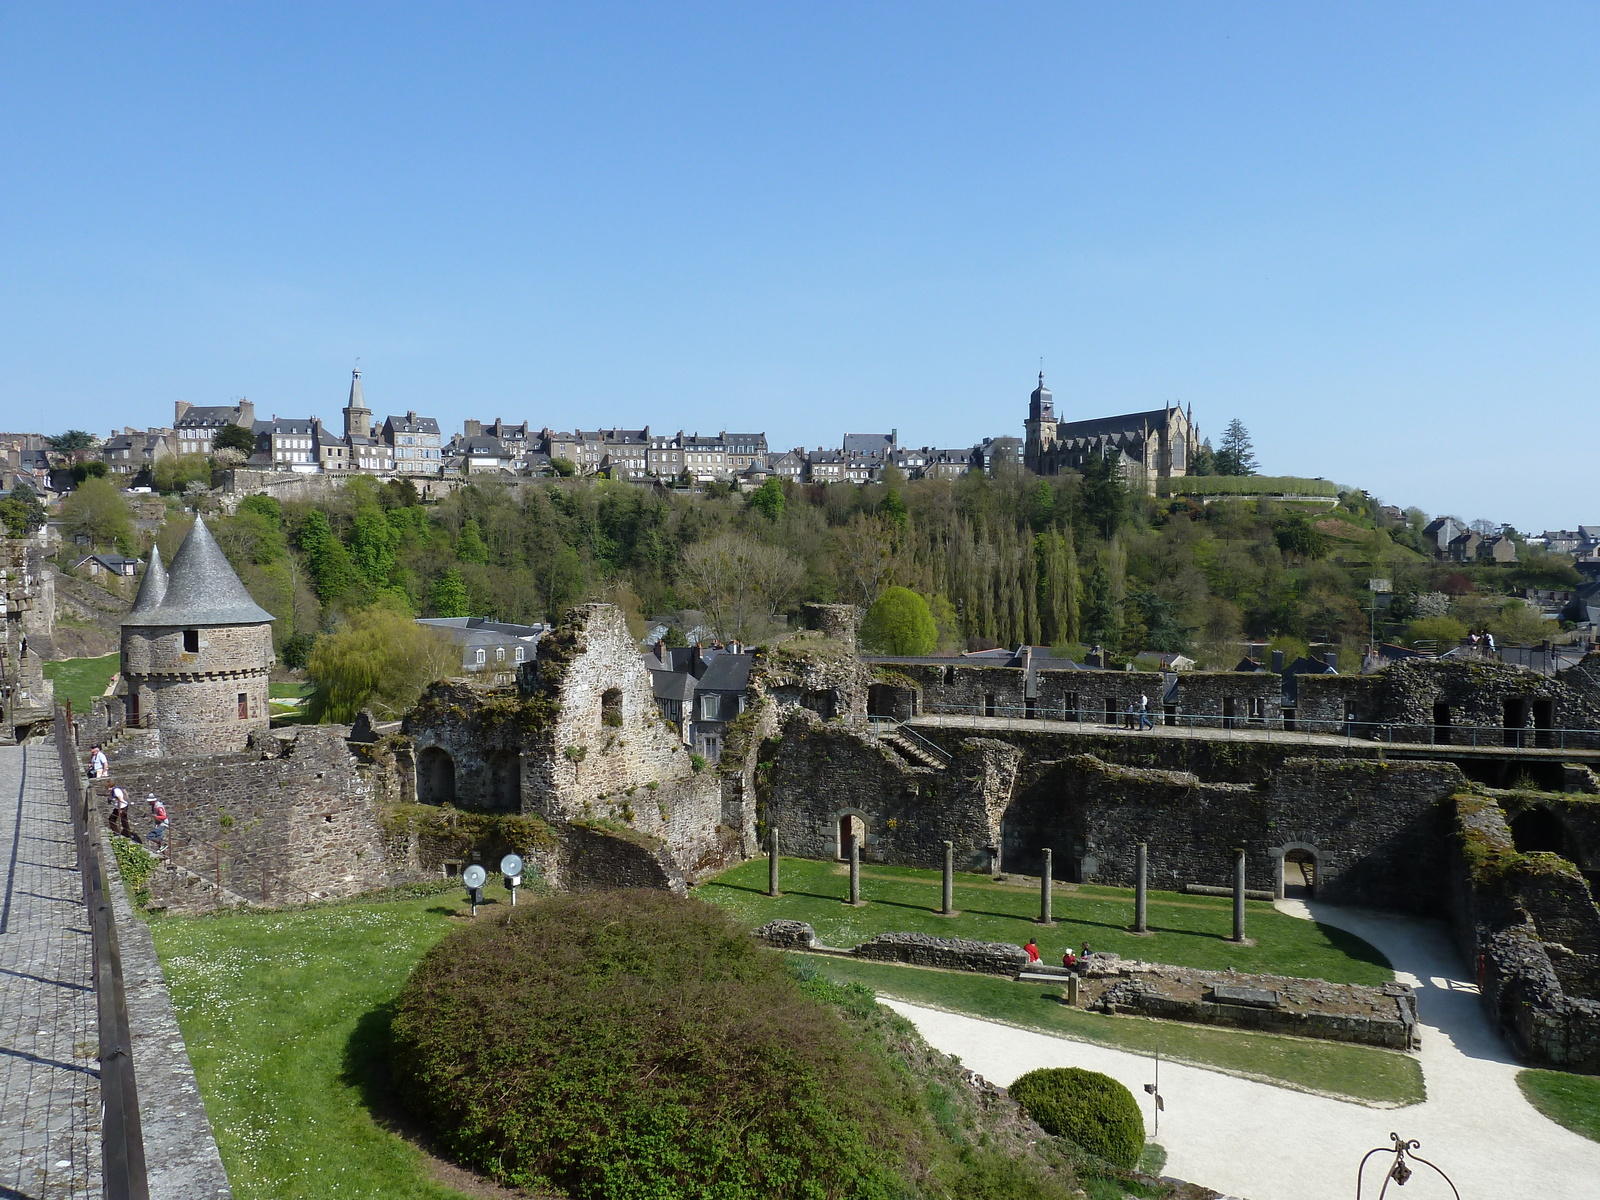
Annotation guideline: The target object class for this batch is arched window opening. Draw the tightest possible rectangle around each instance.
[1283,849,1317,898]
[837,813,866,859]
[601,688,623,728]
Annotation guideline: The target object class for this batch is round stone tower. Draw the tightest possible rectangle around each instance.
[120,516,276,755]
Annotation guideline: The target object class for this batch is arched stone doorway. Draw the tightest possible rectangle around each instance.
[489,751,522,811]
[1269,841,1322,900]
[831,810,868,859]
[418,746,457,805]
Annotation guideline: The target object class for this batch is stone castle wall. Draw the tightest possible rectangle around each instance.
[121,622,273,755]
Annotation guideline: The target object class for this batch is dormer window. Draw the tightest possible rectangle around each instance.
[474,648,486,665]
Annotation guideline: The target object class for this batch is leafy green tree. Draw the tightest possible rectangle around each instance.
[1213,419,1258,476]
[879,487,907,532]
[1080,557,1121,651]
[348,507,400,587]
[238,494,282,523]
[1076,450,1127,541]
[60,477,134,552]
[1407,614,1468,647]
[305,603,459,723]
[213,423,257,453]
[548,455,575,477]
[1034,529,1081,646]
[746,477,786,522]
[47,430,96,457]
[295,509,361,603]
[69,461,107,483]
[0,484,47,537]
[431,568,469,618]
[1190,438,1216,476]
[859,586,937,655]
[456,518,489,563]
[153,452,212,494]
[1274,516,1328,561]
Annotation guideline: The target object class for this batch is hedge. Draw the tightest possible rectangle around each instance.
[1158,475,1339,497]
[1008,1067,1144,1168]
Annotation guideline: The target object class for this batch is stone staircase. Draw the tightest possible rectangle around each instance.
[874,724,952,771]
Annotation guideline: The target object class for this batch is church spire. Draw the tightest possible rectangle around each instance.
[344,366,371,440]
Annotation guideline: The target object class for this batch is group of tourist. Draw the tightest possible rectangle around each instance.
[86,744,168,854]
[1469,631,1498,654]
[1023,939,1095,971]
[1120,692,1156,731]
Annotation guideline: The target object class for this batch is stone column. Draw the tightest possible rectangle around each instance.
[1066,973,1080,1007]
[1232,848,1246,943]
[1134,842,1148,934]
[940,840,955,915]
[848,834,863,906]
[767,826,780,897]
[1039,848,1055,925]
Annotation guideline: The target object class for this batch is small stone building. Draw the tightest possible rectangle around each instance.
[119,517,275,755]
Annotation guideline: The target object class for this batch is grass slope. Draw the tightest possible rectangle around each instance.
[802,956,1424,1107]
[1518,1069,1600,1143]
[704,858,1394,986]
[42,652,120,712]
[150,887,482,1200]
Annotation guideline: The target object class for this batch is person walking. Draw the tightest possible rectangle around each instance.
[145,795,169,856]
[88,745,108,779]
[1138,692,1154,730]
[107,784,132,837]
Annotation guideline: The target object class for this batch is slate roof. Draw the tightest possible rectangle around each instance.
[125,544,168,620]
[1052,407,1179,441]
[176,406,244,428]
[122,517,276,627]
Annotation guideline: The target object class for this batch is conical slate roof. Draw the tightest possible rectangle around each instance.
[348,367,367,412]
[123,517,275,627]
[124,543,168,622]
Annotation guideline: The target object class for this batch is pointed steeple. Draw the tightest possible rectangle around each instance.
[125,517,275,627]
[123,543,168,624]
[344,366,371,440]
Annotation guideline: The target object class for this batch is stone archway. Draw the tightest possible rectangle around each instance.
[1268,841,1323,900]
[418,746,457,805]
[829,808,869,859]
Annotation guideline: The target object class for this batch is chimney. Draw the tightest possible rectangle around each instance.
[690,642,704,677]
[1270,649,1285,673]
[655,639,666,663]
[1324,650,1339,668]
[174,400,191,424]
[238,399,255,427]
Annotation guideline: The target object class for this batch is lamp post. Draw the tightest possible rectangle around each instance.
[1356,1134,1458,1199]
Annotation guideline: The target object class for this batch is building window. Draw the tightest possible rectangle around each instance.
[237,692,248,719]
[183,629,200,653]
[495,647,505,662]
[474,648,486,665]
[514,646,525,662]
[701,693,721,721]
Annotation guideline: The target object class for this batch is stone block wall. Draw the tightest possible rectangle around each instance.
[850,932,1031,975]
[121,622,273,755]
[112,725,398,907]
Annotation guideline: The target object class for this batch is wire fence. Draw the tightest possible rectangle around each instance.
[56,705,150,1200]
[887,702,1600,752]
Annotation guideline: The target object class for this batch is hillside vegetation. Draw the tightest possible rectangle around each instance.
[125,461,1578,679]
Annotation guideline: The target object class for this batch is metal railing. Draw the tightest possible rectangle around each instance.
[905,701,1600,753]
[56,705,150,1200]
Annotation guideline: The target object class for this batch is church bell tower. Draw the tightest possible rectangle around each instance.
[343,367,371,441]
[1024,372,1057,474]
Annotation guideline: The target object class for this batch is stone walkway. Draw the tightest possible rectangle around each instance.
[0,744,101,1200]
[885,900,1600,1199]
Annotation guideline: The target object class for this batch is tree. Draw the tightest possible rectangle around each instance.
[47,430,96,458]
[0,484,47,537]
[431,569,469,618]
[680,533,805,641]
[859,587,937,655]
[833,515,904,612]
[1190,438,1216,476]
[745,477,786,522]
[295,509,361,603]
[153,452,212,494]
[69,461,107,483]
[305,603,459,723]
[213,423,257,454]
[1076,450,1127,541]
[1034,529,1081,646]
[456,518,489,563]
[1213,419,1258,476]
[879,488,908,532]
[59,477,133,552]
[1273,516,1328,561]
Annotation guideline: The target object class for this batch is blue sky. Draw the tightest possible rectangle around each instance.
[1,3,1594,529]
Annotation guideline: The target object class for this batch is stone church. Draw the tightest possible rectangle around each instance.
[1022,373,1201,494]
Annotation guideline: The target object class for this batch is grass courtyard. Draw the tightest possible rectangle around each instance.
[42,651,120,712]
[1518,1069,1600,1144]
[701,857,1395,986]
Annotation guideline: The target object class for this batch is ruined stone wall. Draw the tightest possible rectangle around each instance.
[1299,657,1600,747]
[1450,796,1600,1073]
[762,708,1018,872]
[554,824,688,897]
[111,725,400,908]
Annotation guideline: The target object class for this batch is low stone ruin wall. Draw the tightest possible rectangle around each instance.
[1086,964,1418,1050]
[851,931,1031,976]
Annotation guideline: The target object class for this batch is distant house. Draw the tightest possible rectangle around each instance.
[384,412,444,475]
[101,429,175,476]
[722,432,769,474]
[923,448,975,480]
[767,450,806,482]
[416,618,546,681]
[1481,535,1518,564]
[72,553,139,579]
[175,400,255,456]
[641,642,754,762]
[843,431,896,459]
[1423,516,1466,557]
[806,449,845,483]
[1448,530,1484,562]
[459,435,515,474]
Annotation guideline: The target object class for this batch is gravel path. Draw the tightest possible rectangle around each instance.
[884,899,1600,1199]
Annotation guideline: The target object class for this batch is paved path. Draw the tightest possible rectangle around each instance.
[0,745,101,1200]
[886,900,1600,1199]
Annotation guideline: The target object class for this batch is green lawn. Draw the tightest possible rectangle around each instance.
[42,652,120,712]
[801,956,1424,1107]
[703,858,1394,986]
[1518,1069,1600,1143]
[149,887,484,1200]
[268,680,311,699]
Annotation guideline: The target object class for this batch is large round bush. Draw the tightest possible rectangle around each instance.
[1007,1067,1144,1168]
[391,891,915,1199]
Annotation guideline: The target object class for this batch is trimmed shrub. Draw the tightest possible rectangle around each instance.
[1008,1067,1144,1168]
[391,891,920,1198]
